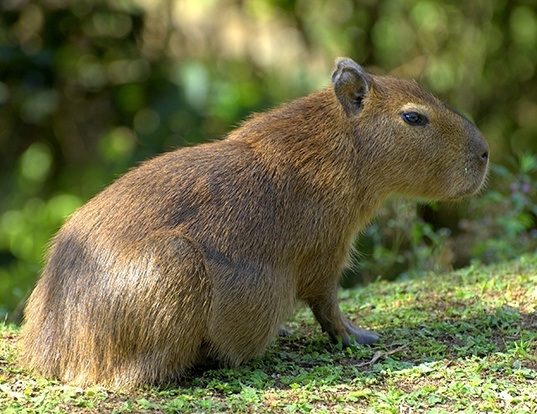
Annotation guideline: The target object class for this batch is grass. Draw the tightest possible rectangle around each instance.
[1,254,536,413]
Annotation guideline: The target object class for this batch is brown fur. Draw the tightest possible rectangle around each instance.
[19,58,489,389]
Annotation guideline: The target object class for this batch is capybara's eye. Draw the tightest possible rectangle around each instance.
[401,111,428,126]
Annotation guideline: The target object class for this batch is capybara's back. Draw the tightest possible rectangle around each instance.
[20,58,488,389]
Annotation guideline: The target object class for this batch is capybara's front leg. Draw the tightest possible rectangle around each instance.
[309,289,379,346]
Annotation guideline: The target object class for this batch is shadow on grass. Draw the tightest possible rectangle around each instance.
[169,307,537,392]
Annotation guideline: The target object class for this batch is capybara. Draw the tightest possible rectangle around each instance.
[20,58,489,389]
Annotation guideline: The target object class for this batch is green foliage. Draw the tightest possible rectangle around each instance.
[343,201,450,286]
[471,152,537,263]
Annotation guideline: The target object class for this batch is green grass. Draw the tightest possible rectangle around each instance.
[1,254,536,413]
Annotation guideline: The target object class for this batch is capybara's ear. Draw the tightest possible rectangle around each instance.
[332,58,372,117]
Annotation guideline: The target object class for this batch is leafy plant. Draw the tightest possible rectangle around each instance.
[343,200,451,286]
[471,152,537,263]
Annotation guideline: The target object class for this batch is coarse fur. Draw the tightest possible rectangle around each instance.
[19,58,489,389]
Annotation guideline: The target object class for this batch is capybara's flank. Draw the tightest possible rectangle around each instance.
[20,58,489,389]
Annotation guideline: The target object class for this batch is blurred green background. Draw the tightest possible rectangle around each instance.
[1,0,537,321]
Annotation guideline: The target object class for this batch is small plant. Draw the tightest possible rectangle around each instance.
[343,200,451,286]
[471,151,537,263]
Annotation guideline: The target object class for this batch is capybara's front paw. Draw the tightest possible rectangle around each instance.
[343,319,379,346]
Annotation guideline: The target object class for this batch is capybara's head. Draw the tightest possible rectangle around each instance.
[332,57,489,200]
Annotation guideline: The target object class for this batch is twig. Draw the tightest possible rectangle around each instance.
[355,343,408,368]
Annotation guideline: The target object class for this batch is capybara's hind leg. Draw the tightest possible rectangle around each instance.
[101,233,213,388]
[21,231,212,389]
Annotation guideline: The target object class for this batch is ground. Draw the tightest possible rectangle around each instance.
[1,254,536,413]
